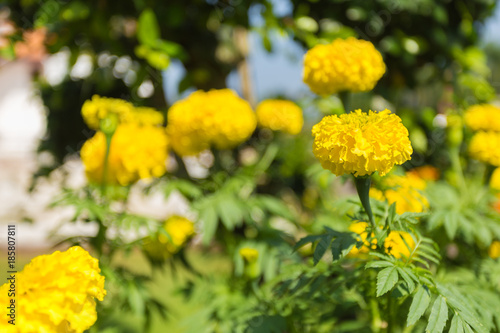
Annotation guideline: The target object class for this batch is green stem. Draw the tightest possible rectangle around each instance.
[339,91,351,113]
[354,176,376,231]
[484,164,495,186]
[387,293,394,333]
[369,271,382,333]
[449,146,466,191]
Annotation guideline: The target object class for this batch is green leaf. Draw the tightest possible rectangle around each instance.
[365,261,394,269]
[294,235,324,251]
[444,211,459,239]
[426,296,448,333]
[397,267,416,293]
[201,205,218,245]
[376,267,399,296]
[449,314,464,333]
[407,285,431,326]
[330,233,356,261]
[313,235,333,265]
[138,9,160,46]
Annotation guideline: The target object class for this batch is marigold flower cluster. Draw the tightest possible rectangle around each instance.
[0,246,106,333]
[303,37,386,95]
[464,104,500,132]
[469,131,500,167]
[256,100,303,135]
[407,165,440,181]
[81,123,169,186]
[166,89,256,156]
[348,222,415,260]
[81,95,164,129]
[370,173,429,215]
[312,109,413,177]
[144,216,195,260]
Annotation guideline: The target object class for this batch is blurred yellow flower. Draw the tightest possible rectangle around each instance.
[0,246,106,333]
[166,89,256,156]
[464,104,500,132]
[256,99,303,134]
[81,123,169,186]
[144,216,195,260]
[303,37,386,95]
[407,165,440,181]
[384,231,415,259]
[469,131,500,166]
[81,95,164,129]
[348,222,377,256]
[239,247,259,263]
[489,241,500,259]
[371,173,429,215]
[312,110,412,177]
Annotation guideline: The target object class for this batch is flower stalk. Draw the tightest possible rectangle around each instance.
[354,175,377,233]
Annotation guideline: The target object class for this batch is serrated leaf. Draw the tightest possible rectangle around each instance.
[294,235,323,251]
[397,267,416,293]
[365,261,394,269]
[449,314,464,333]
[407,285,431,326]
[313,235,333,265]
[330,233,356,261]
[376,267,398,296]
[426,296,448,333]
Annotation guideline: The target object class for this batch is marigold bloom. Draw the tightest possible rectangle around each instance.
[464,104,500,132]
[82,95,164,129]
[490,168,500,191]
[489,241,500,259]
[469,131,500,166]
[384,231,415,259]
[81,123,169,186]
[348,222,377,256]
[303,37,386,95]
[166,89,256,156]
[0,246,106,333]
[256,100,303,134]
[407,165,440,181]
[144,216,195,260]
[312,109,412,177]
[371,173,429,214]
[239,247,259,263]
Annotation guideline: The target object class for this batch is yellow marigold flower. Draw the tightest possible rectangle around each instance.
[303,37,386,95]
[81,95,164,129]
[81,95,134,130]
[0,246,106,333]
[239,247,259,263]
[256,100,303,134]
[312,110,413,177]
[491,168,500,191]
[407,165,440,181]
[384,231,415,259]
[348,222,377,256]
[469,131,500,166]
[489,241,500,259]
[81,123,169,186]
[464,104,500,132]
[371,173,429,215]
[144,216,195,260]
[166,89,256,156]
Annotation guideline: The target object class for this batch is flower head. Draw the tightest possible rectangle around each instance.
[239,247,259,263]
[303,37,386,95]
[81,95,164,129]
[371,173,429,214]
[407,165,440,181]
[144,216,195,260]
[464,104,500,132]
[489,241,500,259]
[312,110,412,177]
[256,100,303,134]
[384,231,415,259]
[81,123,169,186]
[0,246,106,333]
[469,131,500,166]
[166,89,256,156]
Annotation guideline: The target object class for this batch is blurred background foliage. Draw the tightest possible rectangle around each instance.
[3,0,499,167]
